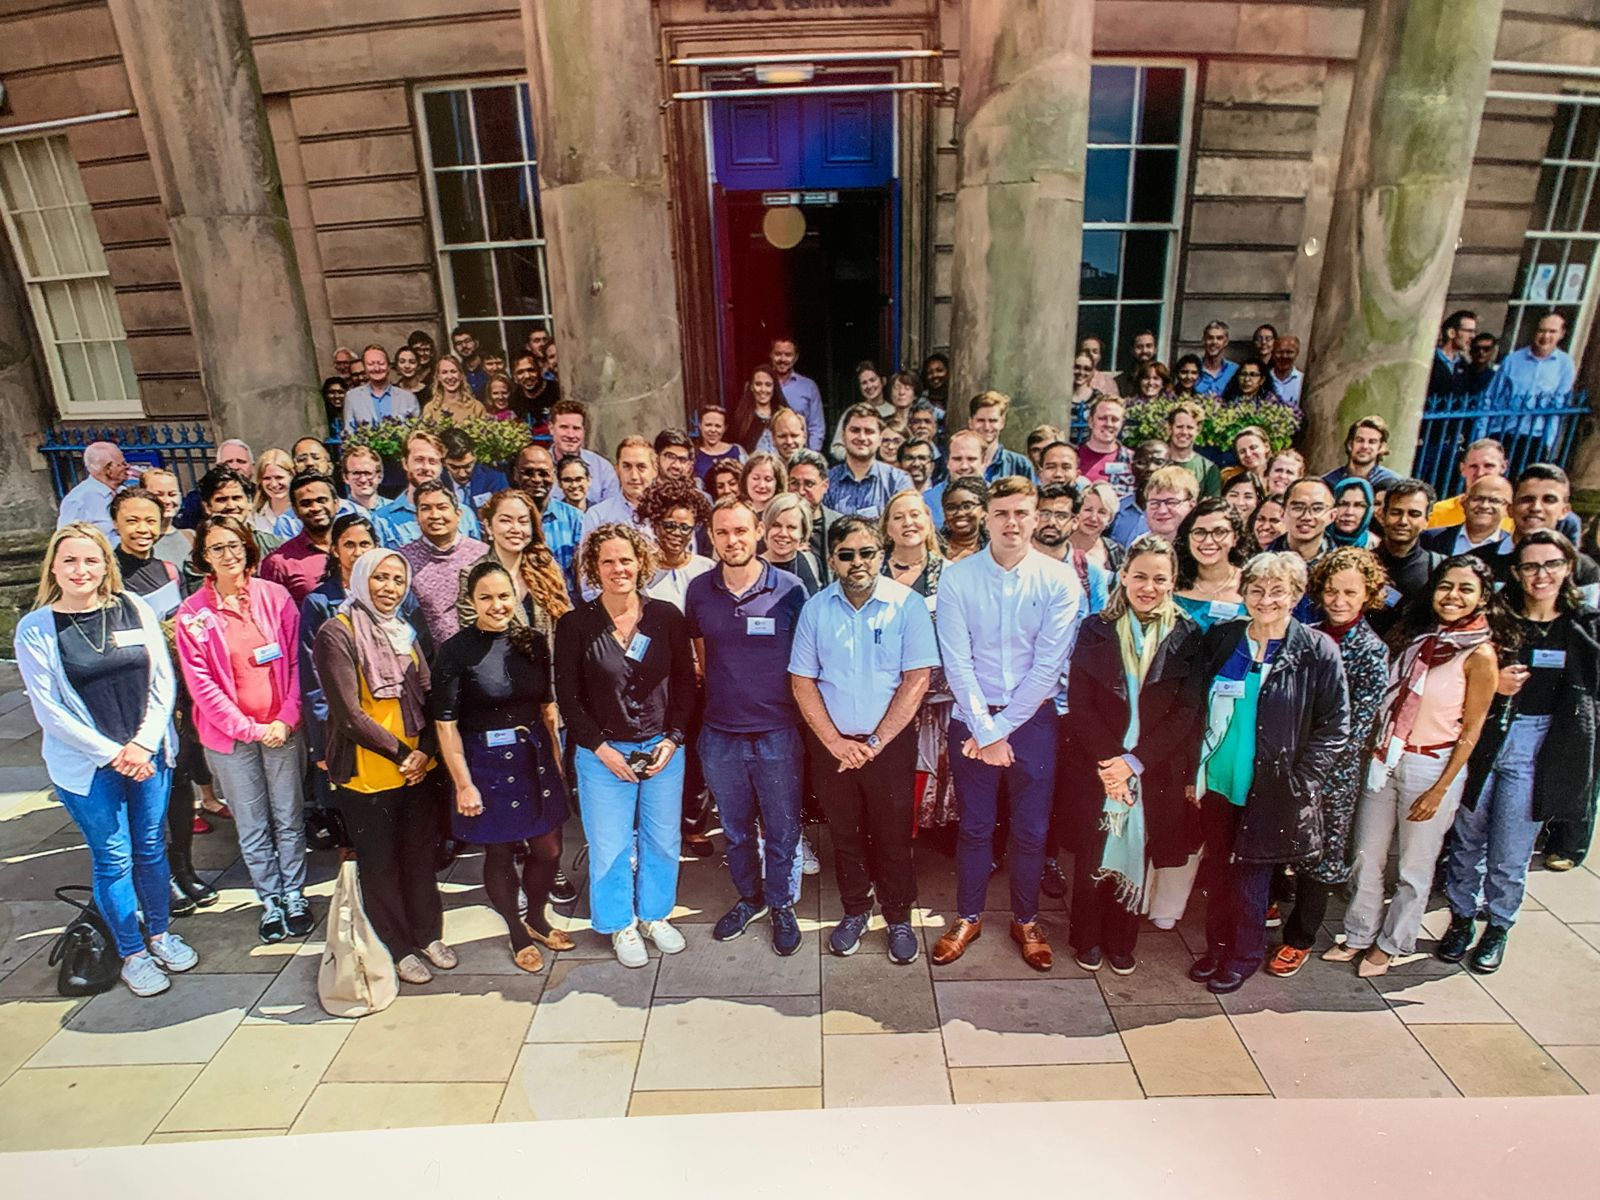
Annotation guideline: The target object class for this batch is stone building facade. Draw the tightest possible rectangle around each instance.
[1,0,1598,530]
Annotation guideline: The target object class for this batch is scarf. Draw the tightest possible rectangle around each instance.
[338,549,416,700]
[1097,602,1176,912]
[1318,615,1362,643]
[1368,614,1491,780]
[1328,478,1374,547]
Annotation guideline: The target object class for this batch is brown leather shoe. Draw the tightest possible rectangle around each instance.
[931,917,983,965]
[1010,919,1054,972]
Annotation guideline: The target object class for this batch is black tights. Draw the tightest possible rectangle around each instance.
[166,761,194,869]
[483,832,562,951]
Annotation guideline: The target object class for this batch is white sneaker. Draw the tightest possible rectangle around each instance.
[800,835,820,877]
[121,951,171,997]
[396,953,433,985]
[612,924,649,968]
[1150,917,1177,931]
[639,919,686,954]
[148,931,198,973]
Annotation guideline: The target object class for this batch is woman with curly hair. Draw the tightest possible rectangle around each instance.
[706,458,743,502]
[555,524,697,967]
[1266,546,1390,975]
[637,477,714,610]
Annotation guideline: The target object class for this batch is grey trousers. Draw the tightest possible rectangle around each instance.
[205,734,307,901]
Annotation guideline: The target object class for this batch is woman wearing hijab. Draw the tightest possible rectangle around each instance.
[1329,477,1377,549]
[313,549,452,985]
[1060,535,1203,974]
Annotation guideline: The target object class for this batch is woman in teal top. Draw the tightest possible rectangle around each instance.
[1173,499,1246,633]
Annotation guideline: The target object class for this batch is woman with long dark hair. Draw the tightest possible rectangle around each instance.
[1173,499,1246,633]
[729,363,791,454]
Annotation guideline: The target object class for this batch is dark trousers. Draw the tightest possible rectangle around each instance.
[1200,793,1273,977]
[1545,808,1595,866]
[806,725,918,924]
[1281,875,1337,951]
[950,708,1057,922]
[337,781,445,961]
[1069,845,1141,957]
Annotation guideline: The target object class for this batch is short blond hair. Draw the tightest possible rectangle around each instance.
[1144,465,1199,502]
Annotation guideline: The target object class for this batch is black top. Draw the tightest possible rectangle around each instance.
[1516,613,1574,717]
[554,596,696,751]
[770,551,824,597]
[429,625,552,735]
[115,548,181,618]
[54,595,151,747]
[1370,543,1441,636]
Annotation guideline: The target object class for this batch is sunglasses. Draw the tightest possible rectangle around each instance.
[658,520,695,536]
[834,547,883,564]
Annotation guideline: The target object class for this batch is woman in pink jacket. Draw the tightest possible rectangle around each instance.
[176,514,310,944]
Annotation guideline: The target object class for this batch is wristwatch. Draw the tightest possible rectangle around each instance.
[865,734,881,749]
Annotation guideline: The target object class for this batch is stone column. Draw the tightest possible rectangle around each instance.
[1302,0,1504,471]
[948,0,1092,444]
[521,0,684,455]
[106,0,323,449]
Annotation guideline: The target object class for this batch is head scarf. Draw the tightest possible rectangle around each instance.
[1328,477,1374,547]
[338,549,416,699]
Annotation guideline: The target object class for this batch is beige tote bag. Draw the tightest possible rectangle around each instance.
[318,858,399,1018]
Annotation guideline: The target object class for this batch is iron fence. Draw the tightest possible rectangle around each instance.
[1412,390,1590,498]
[40,423,216,501]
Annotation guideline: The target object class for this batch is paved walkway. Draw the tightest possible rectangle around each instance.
[1,663,1598,1151]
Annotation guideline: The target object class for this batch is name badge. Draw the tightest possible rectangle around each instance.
[145,580,181,619]
[485,728,517,747]
[110,628,149,649]
[1213,679,1246,699]
[746,616,775,636]
[472,491,492,507]
[625,632,652,662]
[252,642,283,666]
[1383,586,1403,608]
[1207,600,1241,620]
[924,594,938,613]
[1532,649,1567,669]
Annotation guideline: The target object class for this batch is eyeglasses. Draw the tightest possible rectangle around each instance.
[1145,497,1187,510]
[1287,502,1330,517]
[1244,587,1294,602]
[1514,559,1567,577]
[1238,370,1263,379]
[834,547,882,563]
[205,541,247,559]
[658,520,695,536]
[661,451,693,464]
[1468,496,1509,508]
[902,454,932,465]
[345,468,380,481]
[946,501,982,514]
[1036,510,1074,523]
[1190,527,1233,544]
[559,474,588,485]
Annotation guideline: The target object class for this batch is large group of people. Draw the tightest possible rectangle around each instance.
[20,318,1597,1009]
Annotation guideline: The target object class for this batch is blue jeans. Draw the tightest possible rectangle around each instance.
[1446,714,1550,927]
[698,725,803,911]
[575,737,684,934]
[55,763,174,957]
[950,708,1057,922]
[1200,791,1273,977]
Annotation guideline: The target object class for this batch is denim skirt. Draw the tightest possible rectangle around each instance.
[455,724,568,845]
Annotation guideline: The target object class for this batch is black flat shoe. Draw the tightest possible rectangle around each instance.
[1469,924,1509,974]
[168,877,197,919]
[1188,956,1222,983]
[1206,968,1246,994]
[549,869,578,905]
[1041,860,1068,899]
[1434,913,1476,963]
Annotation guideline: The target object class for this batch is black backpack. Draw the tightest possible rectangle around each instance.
[48,885,120,996]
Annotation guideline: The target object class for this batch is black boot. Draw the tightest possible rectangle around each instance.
[1435,913,1476,963]
[175,856,219,907]
[1469,923,1509,974]
[169,876,197,919]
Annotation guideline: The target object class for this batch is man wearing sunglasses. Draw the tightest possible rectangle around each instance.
[789,517,939,965]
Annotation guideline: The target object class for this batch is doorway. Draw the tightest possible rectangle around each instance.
[709,84,899,436]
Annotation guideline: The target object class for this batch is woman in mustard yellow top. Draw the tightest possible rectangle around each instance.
[313,549,454,986]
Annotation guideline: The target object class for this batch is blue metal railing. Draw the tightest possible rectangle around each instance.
[1412,390,1590,497]
[40,423,216,501]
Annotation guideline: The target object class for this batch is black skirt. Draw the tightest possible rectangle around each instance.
[455,724,569,844]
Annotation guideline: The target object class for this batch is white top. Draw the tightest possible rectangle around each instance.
[645,555,716,612]
[56,476,117,537]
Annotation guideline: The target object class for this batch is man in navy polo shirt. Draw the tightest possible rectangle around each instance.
[685,496,810,956]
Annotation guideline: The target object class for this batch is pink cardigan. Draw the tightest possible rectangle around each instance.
[176,576,302,753]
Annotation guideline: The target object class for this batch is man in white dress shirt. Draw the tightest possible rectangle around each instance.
[929,475,1082,972]
[56,440,129,536]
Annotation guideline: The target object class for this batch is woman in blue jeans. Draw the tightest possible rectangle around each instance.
[555,524,696,968]
[13,523,198,997]
[1440,531,1600,974]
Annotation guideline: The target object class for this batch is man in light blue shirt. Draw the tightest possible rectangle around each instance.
[376,429,480,546]
[823,404,912,519]
[56,440,128,536]
[507,443,582,591]
[1194,320,1238,396]
[790,515,939,964]
[968,391,1035,481]
[929,476,1082,973]
[1483,311,1578,460]
[771,336,825,452]
[577,437,657,599]
[549,400,621,505]
[341,345,419,426]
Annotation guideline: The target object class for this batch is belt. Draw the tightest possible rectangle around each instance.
[1403,740,1453,759]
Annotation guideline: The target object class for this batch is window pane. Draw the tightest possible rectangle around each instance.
[472,87,524,164]
[115,341,140,400]
[526,166,544,238]
[42,206,89,274]
[1552,167,1592,232]
[87,341,125,405]
[1131,149,1178,223]
[1572,105,1600,164]
[496,246,547,317]
[14,210,57,277]
[43,283,81,340]
[1076,304,1116,354]
[1140,69,1185,145]
[482,167,534,241]
[1531,163,1560,231]
[435,171,485,245]
[78,278,117,339]
[1122,231,1168,299]
[17,138,64,208]
[519,85,537,161]
[49,138,90,205]
[1085,149,1130,222]
[1081,230,1121,299]
[1519,238,1563,301]
[60,342,97,405]
[459,321,501,357]
[423,91,476,168]
[446,249,497,316]
[1089,66,1136,144]
[1120,303,1163,352]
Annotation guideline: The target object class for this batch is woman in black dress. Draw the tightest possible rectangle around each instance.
[432,560,574,973]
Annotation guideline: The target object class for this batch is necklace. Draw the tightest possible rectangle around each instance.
[68,604,110,654]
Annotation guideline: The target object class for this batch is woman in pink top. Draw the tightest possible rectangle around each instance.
[1332,556,1510,976]
[176,514,310,945]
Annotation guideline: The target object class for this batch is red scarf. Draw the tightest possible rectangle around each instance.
[1373,614,1491,754]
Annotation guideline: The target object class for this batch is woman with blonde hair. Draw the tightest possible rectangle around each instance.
[421,353,488,425]
[14,523,194,996]
[762,492,823,595]
[251,448,294,536]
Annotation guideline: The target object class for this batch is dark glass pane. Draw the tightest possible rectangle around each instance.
[460,321,501,359]
[1081,230,1122,299]
[1519,238,1563,303]
[1140,69,1185,145]
[423,91,475,168]
[1120,303,1163,353]
[1089,66,1136,144]
[482,167,534,241]
[507,319,544,358]
[1552,167,1592,232]
[435,171,485,245]
[496,247,547,318]
[1122,231,1168,299]
[520,85,537,161]
[1570,103,1600,163]
[447,249,497,317]
[1132,149,1178,223]
[1531,163,1560,230]
[1085,148,1130,222]
[526,166,544,237]
[472,86,523,164]
[1076,304,1116,355]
